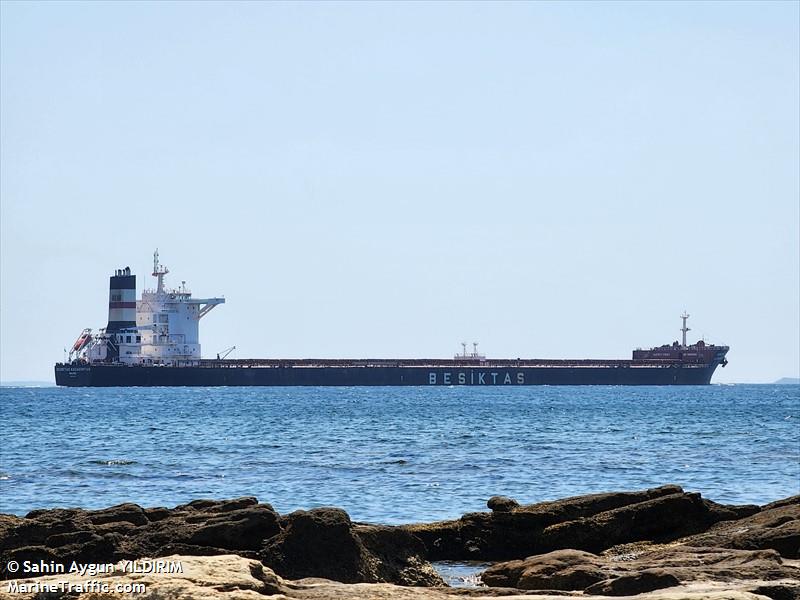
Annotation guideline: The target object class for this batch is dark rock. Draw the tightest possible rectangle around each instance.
[180,499,226,510]
[143,507,170,521]
[176,497,263,513]
[3,489,798,592]
[2,545,59,578]
[207,497,261,513]
[481,545,800,593]
[632,546,797,581]
[260,507,443,586]
[259,508,370,582]
[3,509,91,550]
[45,530,102,548]
[356,524,444,586]
[538,491,717,553]
[153,542,260,559]
[585,569,680,596]
[405,485,743,561]
[702,498,761,521]
[188,506,280,550]
[482,549,605,590]
[764,495,800,511]
[87,503,149,527]
[0,498,283,579]
[680,496,800,558]
[750,583,800,600]
[514,484,686,522]
[487,496,519,513]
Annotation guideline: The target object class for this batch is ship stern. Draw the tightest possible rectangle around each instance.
[54,364,92,387]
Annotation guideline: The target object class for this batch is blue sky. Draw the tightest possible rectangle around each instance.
[1,1,798,383]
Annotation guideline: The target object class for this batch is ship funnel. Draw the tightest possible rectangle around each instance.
[107,268,137,333]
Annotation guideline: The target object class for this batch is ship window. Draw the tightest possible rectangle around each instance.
[136,336,141,343]
[126,336,131,343]
[158,314,168,323]
[111,293,121,302]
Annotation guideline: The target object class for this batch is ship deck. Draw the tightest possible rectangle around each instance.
[193,358,712,368]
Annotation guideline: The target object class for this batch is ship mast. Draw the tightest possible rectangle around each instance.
[680,311,691,347]
[152,248,169,294]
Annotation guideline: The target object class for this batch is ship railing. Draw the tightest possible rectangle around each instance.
[58,357,712,369]
[192,357,712,369]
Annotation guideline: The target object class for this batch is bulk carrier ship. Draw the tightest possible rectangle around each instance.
[55,254,729,387]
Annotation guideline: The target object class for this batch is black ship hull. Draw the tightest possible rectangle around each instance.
[55,361,722,387]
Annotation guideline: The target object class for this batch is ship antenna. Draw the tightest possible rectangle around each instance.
[680,311,691,347]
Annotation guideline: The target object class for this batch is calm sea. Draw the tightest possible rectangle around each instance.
[0,385,798,523]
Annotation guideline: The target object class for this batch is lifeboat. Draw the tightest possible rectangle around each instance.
[71,329,93,352]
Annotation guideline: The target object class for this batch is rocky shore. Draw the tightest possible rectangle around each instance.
[1,485,797,599]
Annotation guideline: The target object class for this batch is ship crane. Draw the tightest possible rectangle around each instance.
[216,346,236,360]
[455,341,486,360]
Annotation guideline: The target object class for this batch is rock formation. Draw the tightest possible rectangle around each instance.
[482,546,798,595]
[1,485,797,598]
[402,485,768,561]
[0,498,441,586]
[0,553,795,600]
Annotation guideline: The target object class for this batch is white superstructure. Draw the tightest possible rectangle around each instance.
[135,250,224,364]
[71,251,224,366]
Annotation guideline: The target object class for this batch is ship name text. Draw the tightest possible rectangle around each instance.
[427,371,525,385]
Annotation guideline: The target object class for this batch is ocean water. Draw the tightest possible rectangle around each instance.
[0,385,798,522]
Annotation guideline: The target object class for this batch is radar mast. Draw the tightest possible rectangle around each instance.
[152,248,169,294]
[680,312,691,347]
